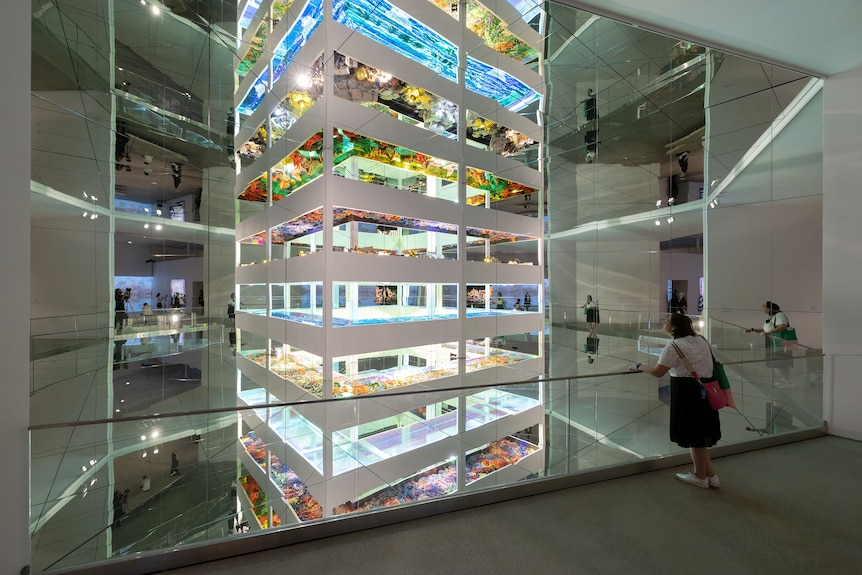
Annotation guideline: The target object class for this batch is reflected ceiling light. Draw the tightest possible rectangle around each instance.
[81,466,87,472]
[127,240,132,244]
[144,223,150,229]
[654,219,661,226]
[153,448,159,454]
[82,191,89,199]
[90,213,98,220]
[667,217,674,224]
[155,224,163,231]
[90,459,96,465]
[668,197,675,205]
[140,0,145,4]
[151,431,159,439]
[156,208,162,216]
[296,73,312,88]
[151,5,160,15]
[144,208,150,213]
[142,451,147,457]
[140,435,146,441]
[655,200,661,207]
[82,211,88,218]
[90,478,97,486]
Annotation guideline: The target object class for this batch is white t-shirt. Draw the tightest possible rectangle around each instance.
[657,335,714,379]
[764,312,789,333]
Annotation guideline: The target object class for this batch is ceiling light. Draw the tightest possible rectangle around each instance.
[655,200,662,207]
[153,448,159,454]
[90,459,96,465]
[654,219,661,226]
[141,435,146,441]
[144,223,150,229]
[82,191,89,199]
[151,431,159,439]
[142,451,147,457]
[151,5,159,14]
[90,213,98,220]
[667,217,674,224]
[156,208,162,216]
[155,224,162,231]
[81,466,87,472]
[127,240,132,244]
[296,73,312,88]
[82,211,88,218]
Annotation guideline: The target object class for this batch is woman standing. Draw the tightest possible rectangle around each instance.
[581,295,599,335]
[631,314,721,488]
[745,301,794,388]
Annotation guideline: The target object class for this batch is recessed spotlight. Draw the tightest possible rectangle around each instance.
[141,435,146,441]
[144,223,150,229]
[151,431,159,439]
[155,224,162,231]
[667,217,674,224]
[655,200,662,207]
[90,213,98,220]
[151,5,159,14]
[82,211,89,218]
[127,240,132,244]
[655,219,661,226]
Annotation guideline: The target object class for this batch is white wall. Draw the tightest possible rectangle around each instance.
[823,64,862,440]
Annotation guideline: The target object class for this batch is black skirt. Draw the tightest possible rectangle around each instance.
[669,376,721,448]
[586,308,599,323]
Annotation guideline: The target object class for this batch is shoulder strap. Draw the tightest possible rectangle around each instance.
[671,340,698,378]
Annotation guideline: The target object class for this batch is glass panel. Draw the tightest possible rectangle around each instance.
[332,282,458,326]
[333,206,459,258]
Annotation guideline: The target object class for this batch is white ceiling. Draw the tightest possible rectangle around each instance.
[562,0,862,77]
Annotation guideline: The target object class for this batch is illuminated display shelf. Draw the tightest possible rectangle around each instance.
[240,433,324,522]
[233,0,545,517]
[238,386,540,481]
[238,343,538,398]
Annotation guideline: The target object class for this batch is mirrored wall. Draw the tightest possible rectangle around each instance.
[27,0,823,571]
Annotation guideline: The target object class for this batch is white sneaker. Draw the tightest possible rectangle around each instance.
[675,472,709,489]
[708,475,720,488]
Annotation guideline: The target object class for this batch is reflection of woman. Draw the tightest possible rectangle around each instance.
[513,299,522,311]
[581,295,599,334]
[524,291,532,310]
[745,301,794,388]
[631,314,721,489]
[114,288,127,333]
[495,292,505,309]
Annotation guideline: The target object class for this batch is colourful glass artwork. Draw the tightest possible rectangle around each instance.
[271,208,325,244]
[333,128,458,182]
[333,0,458,83]
[465,0,539,63]
[271,0,324,85]
[238,172,268,202]
[271,131,324,201]
[238,0,323,116]
[333,52,458,138]
[465,226,537,244]
[333,207,459,235]
[466,110,538,157]
[239,230,268,245]
[237,21,268,79]
[465,166,538,205]
[239,0,262,31]
[465,56,541,112]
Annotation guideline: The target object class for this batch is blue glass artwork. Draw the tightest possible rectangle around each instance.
[507,0,544,27]
[238,68,269,116]
[239,0,262,31]
[465,57,541,112]
[237,0,323,116]
[271,0,324,85]
[333,0,458,83]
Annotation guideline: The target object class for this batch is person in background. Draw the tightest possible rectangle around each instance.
[169,452,180,476]
[495,291,505,309]
[524,291,532,311]
[513,298,523,311]
[630,314,721,488]
[141,302,153,323]
[745,301,794,388]
[677,291,688,314]
[581,295,599,336]
[228,293,237,352]
[114,288,128,333]
[197,289,205,311]
[669,291,680,314]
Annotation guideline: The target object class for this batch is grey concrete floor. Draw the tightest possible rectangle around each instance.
[160,435,862,575]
